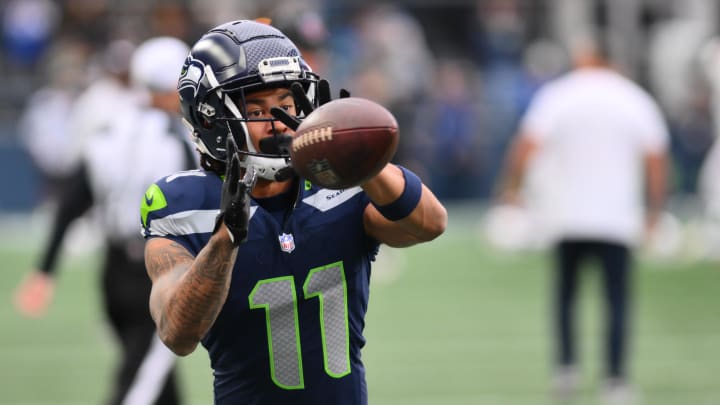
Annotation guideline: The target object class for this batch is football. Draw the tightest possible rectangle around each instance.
[291,97,399,189]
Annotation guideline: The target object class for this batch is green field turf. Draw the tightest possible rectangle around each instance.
[1,204,719,405]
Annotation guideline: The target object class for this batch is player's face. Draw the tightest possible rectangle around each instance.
[243,87,297,151]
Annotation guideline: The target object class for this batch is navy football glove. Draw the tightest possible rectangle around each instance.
[214,136,256,246]
[270,79,351,131]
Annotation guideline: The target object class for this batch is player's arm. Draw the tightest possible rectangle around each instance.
[362,164,447,247]
[644,149,668,232]
[145,137,253,356]
[144,231,236,356]
[497,132,540,204]
[270,80,446,246]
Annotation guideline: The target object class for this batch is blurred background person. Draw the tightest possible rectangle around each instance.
[323,2,435,171]
[698,134,720,259]
[696,35,720,260]
[12,37,139,315]
[1,0,61,75]
[63,39,140,181]
[15,37,89,209]
[497,32,669,405]
[646,5,715,198]
[410,57,487,199]
[13,36,196,405]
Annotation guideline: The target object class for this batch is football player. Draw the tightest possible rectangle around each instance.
[140,19,447,404]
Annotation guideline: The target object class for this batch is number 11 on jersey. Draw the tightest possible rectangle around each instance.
[249,261,351,389]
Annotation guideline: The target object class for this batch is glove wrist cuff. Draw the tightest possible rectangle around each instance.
[213,214,238,247]
[225,226,236,245]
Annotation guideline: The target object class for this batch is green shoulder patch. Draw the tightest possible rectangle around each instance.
[140,184,168,227]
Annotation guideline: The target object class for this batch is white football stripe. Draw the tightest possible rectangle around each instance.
[165,169,206,183]
[147,207,258,236]
[303,187,363,212]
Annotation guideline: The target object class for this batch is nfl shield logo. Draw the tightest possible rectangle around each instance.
[278,233,295,253]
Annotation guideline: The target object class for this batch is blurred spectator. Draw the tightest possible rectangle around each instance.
[697,137,720,259]
[325,3,434,168]
[57,0,111,48]
[13,36,195,405]
[270,1,329,74]
[522,38,569,88]
[63,39,142,176]
[498,34,669,405]
[352,3,434,107]
[697,36,720,260]
[189,0,257,27]
[646,17,714,194]
[411,57,486,199]
[16,37,89,206]
[1,0,61,71]
[147,1,204,45]
[474,0,539,199]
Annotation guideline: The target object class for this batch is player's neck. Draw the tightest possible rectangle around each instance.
[251,177,294,199]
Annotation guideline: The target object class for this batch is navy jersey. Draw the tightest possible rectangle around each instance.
[141,169,380,404]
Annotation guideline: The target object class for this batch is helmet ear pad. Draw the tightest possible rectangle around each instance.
[182,85,247,162]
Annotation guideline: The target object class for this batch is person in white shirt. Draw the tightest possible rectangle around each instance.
[14,36,196,405]
[499,35,669,405]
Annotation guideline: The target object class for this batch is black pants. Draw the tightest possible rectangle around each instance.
[554,240,631,379]
[101,242,181,405]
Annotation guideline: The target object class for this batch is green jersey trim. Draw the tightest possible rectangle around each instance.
[141,184,168,227]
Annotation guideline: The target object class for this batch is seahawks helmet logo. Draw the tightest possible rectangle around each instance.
[178,56,205,96]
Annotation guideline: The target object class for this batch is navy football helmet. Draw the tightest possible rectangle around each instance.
[178,20,319,180]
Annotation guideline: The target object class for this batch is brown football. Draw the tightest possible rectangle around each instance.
[291,97,399,189]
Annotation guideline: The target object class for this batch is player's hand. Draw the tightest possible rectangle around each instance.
[270,79,351,131]
[214,136,257,246]
[13,272,55,318]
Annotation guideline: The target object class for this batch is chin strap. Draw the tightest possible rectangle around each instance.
[238,154,292,181]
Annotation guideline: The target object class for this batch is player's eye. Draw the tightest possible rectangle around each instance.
[281,104,296,114]
[247,109,264,118]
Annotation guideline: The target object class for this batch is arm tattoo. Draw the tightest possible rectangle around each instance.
[147,237,237,352]
[146,241,194,281]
